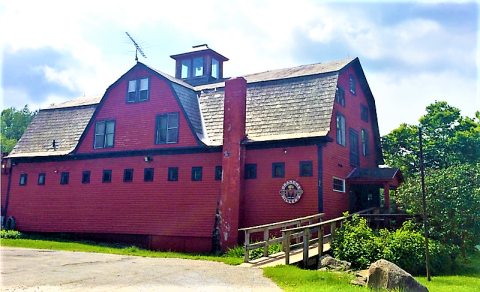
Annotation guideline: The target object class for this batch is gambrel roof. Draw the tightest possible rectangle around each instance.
[8,57,382,163]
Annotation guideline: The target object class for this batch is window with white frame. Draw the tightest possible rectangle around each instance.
[155,112,179,144]
[333,177,345,192]
[127,77,150,103]
[94,120,115,149]
[212,58,219,79]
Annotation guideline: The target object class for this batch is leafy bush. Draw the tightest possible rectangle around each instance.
[331,215,458,275]
[225,241,283,261]
[1,230,23,239]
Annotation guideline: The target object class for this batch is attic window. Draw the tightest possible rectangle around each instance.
[127,77,150,103]
[335,86,345,107]
[94,120,115,149]
[155,113,179,144]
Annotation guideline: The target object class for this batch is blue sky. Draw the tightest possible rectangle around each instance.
[0,1,478,136]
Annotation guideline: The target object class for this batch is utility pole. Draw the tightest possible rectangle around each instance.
[418,126,431,281]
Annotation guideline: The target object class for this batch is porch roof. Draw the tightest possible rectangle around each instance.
[346,167,404,188]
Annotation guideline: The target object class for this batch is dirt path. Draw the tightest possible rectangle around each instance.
[1,247,282,292]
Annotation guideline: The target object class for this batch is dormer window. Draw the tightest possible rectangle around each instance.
[127,77,150,103]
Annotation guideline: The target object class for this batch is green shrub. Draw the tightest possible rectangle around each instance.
[225,241,283,261]
[331,215,458,275]
[1,230,23,239]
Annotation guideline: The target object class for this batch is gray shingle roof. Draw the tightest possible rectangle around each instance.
[195,58,354,91]
[46,95,103,109]
[347,168,400,180]
[198,73,339,144]
[171,83,203,139]
[8,105,97,157]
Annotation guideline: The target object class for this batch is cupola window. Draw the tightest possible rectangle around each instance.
[181,59,191,78]
[193,57,203,77]
[212,58,219,79]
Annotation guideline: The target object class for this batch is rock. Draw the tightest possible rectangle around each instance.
[350,276,367,286]
[367,260,428,292]
[356,269,369,278]
[318,255,351,271]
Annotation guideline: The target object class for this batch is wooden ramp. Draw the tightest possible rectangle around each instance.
[238,208,380,269]
[239,242,331,268]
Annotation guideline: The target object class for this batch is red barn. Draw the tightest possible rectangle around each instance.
[1,45,403,253]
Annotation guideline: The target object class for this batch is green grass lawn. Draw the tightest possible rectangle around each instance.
[0,238,243,265]
[263,250,480,292]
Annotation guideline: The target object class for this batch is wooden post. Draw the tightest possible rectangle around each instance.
[263,227,269,257]
[303,229,309,268]
[318,227,324,256]
[330,222,336,240]
[285,231,291,265]
[244,231,250,263]
[296,222,300,244]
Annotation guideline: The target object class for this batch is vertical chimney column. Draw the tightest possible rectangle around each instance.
[219,77,247,251]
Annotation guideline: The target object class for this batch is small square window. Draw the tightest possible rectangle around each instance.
[361,104,369,123]
[60,172,69,185]
[102,170,112,183]
[335,86,345,107]
[215,166,222,181]
[19,174,27,186]
[38,173,46,185]
[245,164,257,179]
[124,169,133,182]
[333,177,345,192]
[168,167,178,181]
[144,168,154,182]
[82,171,91,184]
[349,75,356,95]
[299,161,313,177]
[272,162,285,178]
[192,167,202,181]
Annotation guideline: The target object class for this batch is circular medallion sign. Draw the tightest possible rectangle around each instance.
[279,180,304,204]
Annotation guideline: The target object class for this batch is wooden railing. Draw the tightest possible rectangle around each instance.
[281,207,379,267]
[239,213,325,263]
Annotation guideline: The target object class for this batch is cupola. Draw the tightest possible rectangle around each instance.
[170,44,229,86]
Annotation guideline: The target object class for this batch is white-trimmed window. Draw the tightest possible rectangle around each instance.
[333,177,345,193]
[127,77,150,103]
[155,112,179,144]
[94,120,115,149]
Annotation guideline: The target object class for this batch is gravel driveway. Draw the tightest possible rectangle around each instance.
[1,247,282,292]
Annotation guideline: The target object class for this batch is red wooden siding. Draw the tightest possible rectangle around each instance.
[322,66,379,219]
[241,145,319,228]
[6,152,221,249]
[76,67,198,154]
[1,172,8,214]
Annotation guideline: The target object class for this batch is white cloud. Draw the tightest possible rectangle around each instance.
[370,71,478,135]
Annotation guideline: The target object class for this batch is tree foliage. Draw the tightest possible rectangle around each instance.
[396,163,480,256]
[381,101,480,179]
[1,105,36,153]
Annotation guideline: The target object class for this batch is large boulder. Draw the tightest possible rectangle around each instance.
[318,255,351,271]
[367,260,428,292]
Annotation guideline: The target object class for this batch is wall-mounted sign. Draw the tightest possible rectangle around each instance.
[279,180,304,204]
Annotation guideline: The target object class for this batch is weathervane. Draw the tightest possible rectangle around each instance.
[125,32,147,62]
